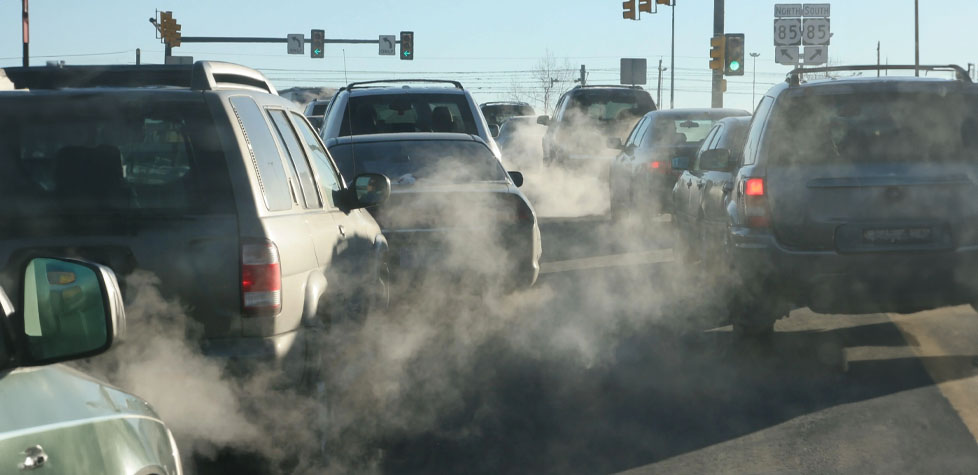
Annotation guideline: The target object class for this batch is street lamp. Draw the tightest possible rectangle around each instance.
[750,52,760,109]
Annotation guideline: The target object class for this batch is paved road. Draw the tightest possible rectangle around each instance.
[366,216,978,474]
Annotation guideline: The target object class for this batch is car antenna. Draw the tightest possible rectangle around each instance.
[343,49,358,183]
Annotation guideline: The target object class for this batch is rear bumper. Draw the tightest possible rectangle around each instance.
[200,328,313,383]
[386,223,541,288]
[728,226,978,313]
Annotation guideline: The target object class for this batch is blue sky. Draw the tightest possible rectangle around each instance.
[1,1,974,112]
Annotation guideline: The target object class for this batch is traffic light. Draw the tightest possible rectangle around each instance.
[158,11,181,47]
[709,35,724,70]
[638,0,652,13]
[724,33,745,76]
[311,29,324,59]
[400,31,414,60]
[622,0,636,20]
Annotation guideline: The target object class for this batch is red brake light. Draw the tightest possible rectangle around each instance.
[241,240,282,317]
[745,178,765,196]
[650,161,661,170]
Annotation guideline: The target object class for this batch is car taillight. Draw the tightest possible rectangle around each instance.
[743,177,770,228]
[241,240,281,317]
[647,160,669,173]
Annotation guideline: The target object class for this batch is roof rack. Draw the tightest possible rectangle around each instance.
[345,79,464,90]
[786,64,972,86]
[574,84,644,89]
[0,61,277,95]
[480,101,531,106]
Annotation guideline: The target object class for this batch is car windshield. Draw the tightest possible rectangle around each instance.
[566,90,654,124]
[765,91,978,164]
[482,104,535,126]
[649,117,721,146]
[328,140,506,184]
[0,95,228,217]
[339,93,478,136]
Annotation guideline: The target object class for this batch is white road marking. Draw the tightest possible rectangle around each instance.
[540,249,674,275]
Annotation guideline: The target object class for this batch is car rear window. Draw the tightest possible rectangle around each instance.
[0,94,233,216]
[482,104,535,126]
[764,90,978,164]
[328,140,506,184]
[339,93,478,136]
[647,118,721,146]
[567,90,655,123]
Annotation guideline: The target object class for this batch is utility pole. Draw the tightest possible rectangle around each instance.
[711,0,724,108]
[657,59,666,108]
[750,52,760,109]
[579,64,587,87]
[670,0,676,109]
[914,0,919,77]
[136,48,141,65]
[21,0,29,67]
[877,41,881,77]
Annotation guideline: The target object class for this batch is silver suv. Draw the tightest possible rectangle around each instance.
[0,61,391,383]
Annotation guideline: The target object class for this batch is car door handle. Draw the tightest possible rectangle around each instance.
[19,445,47,470]
[686,180,692,188]
[337,225,346,238]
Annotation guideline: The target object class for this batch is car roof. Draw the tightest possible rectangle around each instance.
[346,86,468,97]
[329,132,486,146]
[481,101,531,107]
[766,74,976,98]
[647,108,750,118]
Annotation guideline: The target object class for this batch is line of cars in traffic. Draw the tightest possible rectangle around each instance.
[0,61,540,472]
[601,64,978,338]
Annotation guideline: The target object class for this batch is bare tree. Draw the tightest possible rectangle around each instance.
[510,50,575,116]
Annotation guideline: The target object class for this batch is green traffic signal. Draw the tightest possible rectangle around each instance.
[729,60,741,71]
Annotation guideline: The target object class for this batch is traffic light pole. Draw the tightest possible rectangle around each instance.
[176,37,397,45]
[711,0,724,108]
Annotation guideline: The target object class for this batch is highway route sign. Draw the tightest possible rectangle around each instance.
[379,35,396,55]
[775,46,800,65]
[774,19,802,46]
[804,45,828,65]
[774,4,802,17]
[802,18,830,45]
[803,3,830,17]
[287,34,304,54]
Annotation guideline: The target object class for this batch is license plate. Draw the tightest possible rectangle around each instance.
[862,227,933,244]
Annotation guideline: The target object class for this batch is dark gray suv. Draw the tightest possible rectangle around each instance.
[723,65,978,335]
[0,62,391,383]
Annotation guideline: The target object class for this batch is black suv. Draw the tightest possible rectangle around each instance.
[0,62,391,383]
[722,65,978,335]
[539,85,655,167]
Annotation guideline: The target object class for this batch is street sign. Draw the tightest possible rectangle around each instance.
[775,46,800,65]
[803,3,830,17]
[379,35,395,56]
[287,34,304,54]
[620,58,647,85]
[804,45,828,65]
[774,3,802,17]
[164,55,193,65]
[773,19,802,46]
[802,18,830,45]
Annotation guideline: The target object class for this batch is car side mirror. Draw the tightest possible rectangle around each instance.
[671,156,691,171]
[607,137,624,150]
[353,173,391,208]
[508,171,524,187]
[536,115,550,126]
[489,124,500,138]
[699,148,732,171]
[19,258,125,366]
